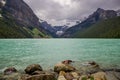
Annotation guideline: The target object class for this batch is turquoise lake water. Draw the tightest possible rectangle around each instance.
[0,39,120,71]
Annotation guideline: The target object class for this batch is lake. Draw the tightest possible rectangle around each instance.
[0,39,120,72]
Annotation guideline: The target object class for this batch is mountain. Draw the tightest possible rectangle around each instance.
[117,9,120,16]
[62,8,117,37]
[74,16,120,38]
[40,22,69,37]
[39,20,58,37]
[0,0,49,38]
[39,19,74,37]
[52,20,80,37]
[53,25,68,37]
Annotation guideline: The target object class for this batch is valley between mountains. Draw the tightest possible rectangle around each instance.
[0,0,120,38]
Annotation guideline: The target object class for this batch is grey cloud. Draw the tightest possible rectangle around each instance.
[24,0,120,26]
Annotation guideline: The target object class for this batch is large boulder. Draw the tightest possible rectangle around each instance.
[58,71,80,80]
[24,74,56,80]
[58,71,66,80]
[20,72,56,80]
[78,61,100,74]
[71,72,80,79]
[64,73,74,80]
[91,72,107,80]
[54,62,76,73]
[1,73,21,80]
[105,71,120,80]
[25,64,43,75]
[4,67,18,75]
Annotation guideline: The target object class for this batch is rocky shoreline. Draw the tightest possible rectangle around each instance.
[0,60,120,80]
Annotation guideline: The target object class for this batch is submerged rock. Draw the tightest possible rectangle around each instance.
[4,67,18,75]
[25,64,43,75]
[88,61,99,68]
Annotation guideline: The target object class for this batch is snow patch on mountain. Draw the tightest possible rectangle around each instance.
[0,14,2,17]
[0,0,6,6]
[117,9,120,16]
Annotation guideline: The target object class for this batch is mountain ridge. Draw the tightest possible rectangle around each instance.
[62,8,118,38]
[74,16,120,38]
[0,0,119,38]
[0,0,49,38]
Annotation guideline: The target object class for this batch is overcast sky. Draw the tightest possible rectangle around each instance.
[24,0,120,26]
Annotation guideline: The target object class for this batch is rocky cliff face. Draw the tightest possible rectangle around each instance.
[2,0,40,28]
[62,8,117,37]
[39,20,58,37]
[40,20,69,37]
[0,0,49,38]
[88,8,117,22]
